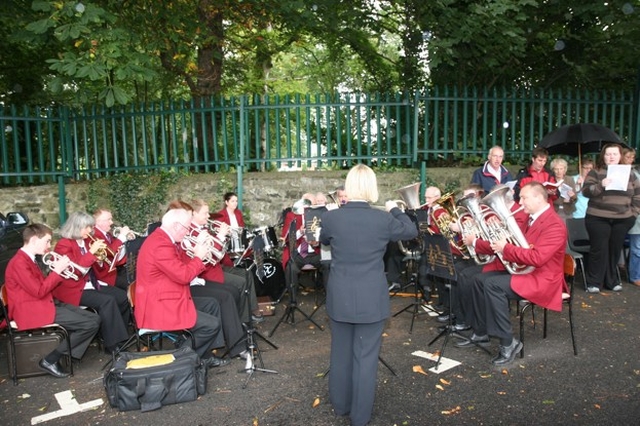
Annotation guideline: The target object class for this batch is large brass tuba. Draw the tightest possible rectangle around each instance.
[396,182,424,254]
[478,185,534,275]
[430,192,470,257]
[455,194,495,265]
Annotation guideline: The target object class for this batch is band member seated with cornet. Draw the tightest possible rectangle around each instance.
[449,184,528,334]
[460,182,567,365]
[90,208,131,290]
[135,206,229,368]
[4,224,101,378]
[52,212,131,355]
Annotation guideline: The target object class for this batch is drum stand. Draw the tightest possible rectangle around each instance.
[392,249,437,333]
[268,260,324,338]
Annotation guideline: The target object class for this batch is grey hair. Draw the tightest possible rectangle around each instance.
[59,212,95,239]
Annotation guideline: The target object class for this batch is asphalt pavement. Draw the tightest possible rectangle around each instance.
[1,277,640,426]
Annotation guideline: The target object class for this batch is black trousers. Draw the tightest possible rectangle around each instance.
[79,286,130,348]
[222,266,258,319]
[450,263,484,325]
[471,271,519,344]
[191,296,224,357]
[53,302,101,359]
[585,214,635,290]
[190,282,245,357]
[285,251,329,291]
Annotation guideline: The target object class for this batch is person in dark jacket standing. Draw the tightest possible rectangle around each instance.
[582,143,640,293]
[513,147,558,203]
[470,146,513,193]
[319,164,418,426]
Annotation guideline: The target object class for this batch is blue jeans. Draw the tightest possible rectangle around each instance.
[628,234,640,283]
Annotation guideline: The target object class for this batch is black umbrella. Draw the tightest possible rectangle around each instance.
[538,123,626,157]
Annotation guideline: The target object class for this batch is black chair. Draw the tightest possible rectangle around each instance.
[519,253,577,358]
[1,284,73,385]
[565,218,590,290]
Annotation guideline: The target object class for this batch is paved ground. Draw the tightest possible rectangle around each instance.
[1,276,640,426]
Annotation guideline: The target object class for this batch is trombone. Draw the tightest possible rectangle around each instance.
[42,251,90,281]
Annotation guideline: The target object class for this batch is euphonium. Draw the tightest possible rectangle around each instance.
[479,185,534,275]
[455,194,495,265]
[42,251,90,281]
[430,192,470,257]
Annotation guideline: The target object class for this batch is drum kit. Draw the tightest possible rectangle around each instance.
[228,224,285,301]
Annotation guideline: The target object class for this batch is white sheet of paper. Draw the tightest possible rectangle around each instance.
[411,350,461,373]
[605,164,631,191]
[505,180,517,190]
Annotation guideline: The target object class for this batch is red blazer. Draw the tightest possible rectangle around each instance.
[4,250,64,330]
[427,206,465,257]
[212,208,246,228]
[188,224,225,283]
[51,238,98,306]
[503,207,567,311]
[280,210,320,266]
[134,228,205,330]
[89,227,126,286]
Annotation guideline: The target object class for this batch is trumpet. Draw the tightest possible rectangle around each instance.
[112,226,143,241]
[86,234,115,266]
[42,251,90,281]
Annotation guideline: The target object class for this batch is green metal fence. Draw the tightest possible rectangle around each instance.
[1,87,639,186]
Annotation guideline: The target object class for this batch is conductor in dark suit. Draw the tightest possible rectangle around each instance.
[319,164,418,426]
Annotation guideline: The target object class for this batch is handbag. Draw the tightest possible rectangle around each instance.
[103,346,207,412]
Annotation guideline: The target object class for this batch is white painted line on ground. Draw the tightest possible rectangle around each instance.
[31,390,103,425]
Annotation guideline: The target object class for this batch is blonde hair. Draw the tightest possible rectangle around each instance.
[345,164,379,203]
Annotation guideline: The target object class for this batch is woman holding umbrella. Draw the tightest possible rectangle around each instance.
[582,143,640,293]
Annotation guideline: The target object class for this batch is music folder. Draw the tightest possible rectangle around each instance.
[304,206,326,243]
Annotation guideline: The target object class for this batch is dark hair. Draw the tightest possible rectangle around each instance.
[531,147,549,159]
[596,143,623,169]
[223,192,237,202]
[22,223,52,244]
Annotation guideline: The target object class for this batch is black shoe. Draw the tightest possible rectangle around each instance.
[492,339,523,366]
[204,356,231,368]
[455,333,490,348]
[38,358,70,378]
[437,323,471,332]
[436,313,454,323]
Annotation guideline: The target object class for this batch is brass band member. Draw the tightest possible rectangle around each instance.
[91,208,130,290]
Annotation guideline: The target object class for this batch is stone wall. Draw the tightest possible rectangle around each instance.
[0,166,524,229]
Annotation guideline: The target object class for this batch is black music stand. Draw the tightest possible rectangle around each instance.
[223,236,279,388]
[422,234,460,370]
[392,246,433,333]
[269,220,324,337]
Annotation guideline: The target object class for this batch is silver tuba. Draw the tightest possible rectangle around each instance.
[479,185,534,275]
[456,194,495,265]
[396,182,425,255]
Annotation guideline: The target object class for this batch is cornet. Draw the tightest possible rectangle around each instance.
[207,219,243,237]
[181,227,226,265]
[87,234,115,266]
[112,226,143,241]
[42,251,90,281]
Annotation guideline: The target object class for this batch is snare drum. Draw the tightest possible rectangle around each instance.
[253,226,278,252]
[228,228,250,254]
[252,257,285,300]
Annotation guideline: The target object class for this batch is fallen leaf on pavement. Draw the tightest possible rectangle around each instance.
[413,365,428,375]
[439,378,450,385]
[312,398,320,408]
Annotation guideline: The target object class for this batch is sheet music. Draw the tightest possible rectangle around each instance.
[606,164,631,191]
